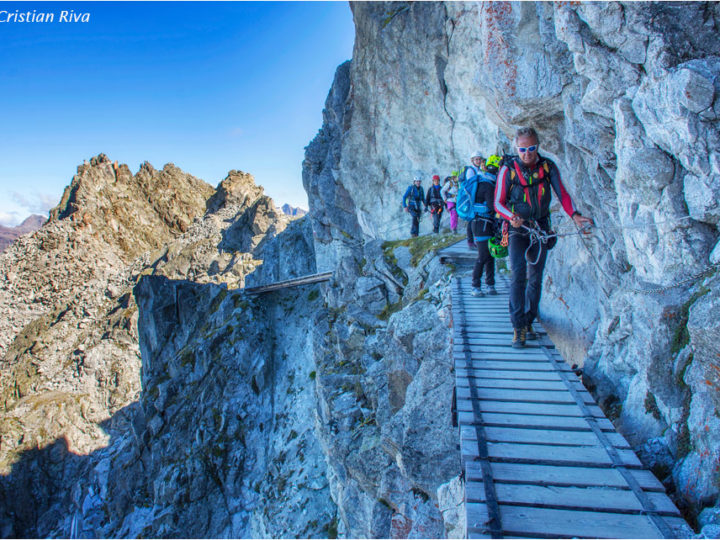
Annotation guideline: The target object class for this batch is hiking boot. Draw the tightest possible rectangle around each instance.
[526,323,537,340]
[471,287,485,297]
[512,327,526,348]
[487,285,497,295]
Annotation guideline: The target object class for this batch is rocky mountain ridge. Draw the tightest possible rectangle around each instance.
[0,154,294,536]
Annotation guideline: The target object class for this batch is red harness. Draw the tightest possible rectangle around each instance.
[512,161,549,213]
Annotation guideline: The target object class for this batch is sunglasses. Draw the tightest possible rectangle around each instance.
[517,144,538,153]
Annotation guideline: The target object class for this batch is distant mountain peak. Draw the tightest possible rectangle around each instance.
[0,214,46,253]
[281,204,307,218]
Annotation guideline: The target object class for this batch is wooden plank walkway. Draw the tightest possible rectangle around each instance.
[446,264,690,538]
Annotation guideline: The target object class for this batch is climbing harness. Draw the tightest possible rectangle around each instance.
[508,222,562,265]
[507,159,552,222]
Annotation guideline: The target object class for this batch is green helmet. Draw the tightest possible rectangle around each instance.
[485,154,502,172]
[488,237,508,258]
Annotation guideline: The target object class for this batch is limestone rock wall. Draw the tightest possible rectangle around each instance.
[304,42,463,537]
[303,0,720,525]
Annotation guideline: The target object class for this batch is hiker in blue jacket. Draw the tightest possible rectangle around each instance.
[403,176,426,237]
[461,151,485,249]
[471,155,502,296]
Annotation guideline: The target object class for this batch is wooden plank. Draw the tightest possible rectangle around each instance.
[455,314,511,319]
[455,322,516,330]
[455,354,571,365]
[455,368,568,381]
[453,345,550,357]
[455,376,580,391]
[466,503,667,538]
[454,309,511,314]
[454,352,556,362]
[456,398,605,418]
[455,353,566,366]
[456,387,596,406]
[455,328,521,336]
[459,294,511,298]
[456,387,585,405]
[454,309,510,314]
[453,303,508,308]
[455,296,510,300]
[461,329,547,337]
[458,411,615,431]
[456,360,574,373]
[465,461,664,491]
[458,313,511,319]
[456,314,514,321]
[465,483,681,515]
[463,338,546,348]
[485,441,642,467]
[454,328,517,335]
[462,425,630,449]
[458,285,510,291]
[463,337,546,347]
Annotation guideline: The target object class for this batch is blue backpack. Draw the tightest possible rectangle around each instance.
[457,168,495,221]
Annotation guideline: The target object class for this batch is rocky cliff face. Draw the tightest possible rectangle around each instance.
[303,0,720,528]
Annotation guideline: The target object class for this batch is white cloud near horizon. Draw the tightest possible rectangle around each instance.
[0,210,23,227]
[11,192,57,215]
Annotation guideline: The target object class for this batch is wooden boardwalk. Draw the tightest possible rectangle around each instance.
[448,267,690,538]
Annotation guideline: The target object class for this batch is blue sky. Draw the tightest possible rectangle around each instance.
[0,1,355,226]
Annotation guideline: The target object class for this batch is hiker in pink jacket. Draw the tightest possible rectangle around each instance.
[443,171,459,233]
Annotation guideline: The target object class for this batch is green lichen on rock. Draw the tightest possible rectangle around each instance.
[644,392,663,421]
[378,299,403,321]
[671,286,710,354]
[325,517,338,539]
[383,233,462,267]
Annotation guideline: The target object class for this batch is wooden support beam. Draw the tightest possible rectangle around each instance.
[244,271,332,295]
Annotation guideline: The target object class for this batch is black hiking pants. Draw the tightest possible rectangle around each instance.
[508,227,548,330]
[471,217,495,288]
[408,206,421,236]
[472,239,495,288]
[431,207,442,233]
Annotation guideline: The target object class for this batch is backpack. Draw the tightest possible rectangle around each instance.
[457,168,495,221]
